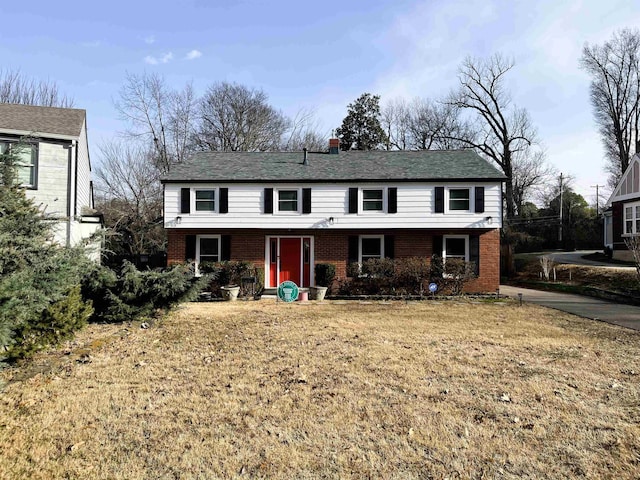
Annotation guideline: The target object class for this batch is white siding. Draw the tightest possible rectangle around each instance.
[165,182,502,230]
[25,141,69,218]
[75,121,93,212]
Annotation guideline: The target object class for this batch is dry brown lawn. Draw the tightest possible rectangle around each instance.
[1,300,639,479]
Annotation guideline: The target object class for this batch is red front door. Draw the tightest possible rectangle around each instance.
[279,238,301,284]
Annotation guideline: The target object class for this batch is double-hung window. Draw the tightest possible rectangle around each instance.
[195,189,215,212]
[278,189,298,212]
[449,188,470,211]
[348,187,396,214]
[197,235,220,264]
[0,141,37,188]
[362,189,384,212]
[443,235,469,262]
[360,235,384,263]
[624,202,640,235]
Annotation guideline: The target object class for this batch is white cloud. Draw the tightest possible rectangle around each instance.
[144,52,173,65]
[81,40,103,48]
[185,49,202,60]
[145,35,155,45]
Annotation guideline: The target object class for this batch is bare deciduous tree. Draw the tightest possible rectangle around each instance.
[407,98,473,150]
[194,82,289,152]
[381,98,411,150]
[581,29,640,188]
[95,141,165,259]
[280,107,328,151]
[511,147,556,216]
[115,72,197,173]
[0,69,74,107]
[447,54,539,218]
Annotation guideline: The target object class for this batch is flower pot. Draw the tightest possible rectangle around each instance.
[309,286,328,301]
[221,285,240,301]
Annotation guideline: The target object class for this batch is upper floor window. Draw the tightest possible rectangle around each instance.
[195,189,215,211]
[624,202,640,235]
[449,188,470,211]
[362,189,384,211]
[434,186,484,214]
[278,189,299,212]
[348,187,397,214]
[0,141,37,188]
[181,187,228,214]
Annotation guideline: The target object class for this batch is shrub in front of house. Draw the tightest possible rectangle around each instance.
[338,257,476,296]
[393,257,431,295]
[198,260,260,297]
[8,285,93,360]
[315,263,336,287]
[81,262,208,323]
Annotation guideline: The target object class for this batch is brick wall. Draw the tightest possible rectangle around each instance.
[465,228,500,293]
[166,228,501,292]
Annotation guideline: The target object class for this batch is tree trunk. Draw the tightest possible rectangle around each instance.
[503,151,515,219]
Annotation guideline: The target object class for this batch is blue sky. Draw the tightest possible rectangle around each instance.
[3,0,640,203]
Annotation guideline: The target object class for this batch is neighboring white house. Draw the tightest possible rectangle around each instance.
[161,141,506,292]
[0,103,102,260]
[605,153,640,261]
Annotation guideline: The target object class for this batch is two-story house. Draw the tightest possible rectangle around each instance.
[0,103,101,260]
[162,141,505,292]
[604,153,640,260]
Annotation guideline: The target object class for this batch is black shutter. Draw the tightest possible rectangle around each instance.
[432,235,443,258]
[388,187,397,214]
[264,188,273,214]
[185,235,196,261]
[384,235,395,259]
[470,235,480,276]
[181,188,190,214]
[348,235,359,266]
[475,187,485,213]
[219,188,228,214]
[348,188,358,214]
[302,188,312,214]
[434,187,444,213]
[221,235,231,261]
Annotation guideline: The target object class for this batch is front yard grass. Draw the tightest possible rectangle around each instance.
[1,300,639,479]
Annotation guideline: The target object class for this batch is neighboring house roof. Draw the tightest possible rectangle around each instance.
[162,149,507,183]
[0,103,85,139]
[606,153,640,206]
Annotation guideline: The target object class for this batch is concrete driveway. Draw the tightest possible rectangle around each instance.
[540,250,634,269]
[499,284,640,331]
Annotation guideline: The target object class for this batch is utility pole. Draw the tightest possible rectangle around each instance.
[591,184,605,215]
[558,173,563,243]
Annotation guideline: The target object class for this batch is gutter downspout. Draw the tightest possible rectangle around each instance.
[65,140,77,248]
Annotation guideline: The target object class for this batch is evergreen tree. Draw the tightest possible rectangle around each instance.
[0,142,92,361]
[335,93,387,150]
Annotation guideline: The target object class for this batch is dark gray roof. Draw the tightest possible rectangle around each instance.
[0,103,85,138]
[162,149,506,183]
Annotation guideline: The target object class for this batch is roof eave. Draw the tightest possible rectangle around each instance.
[0,127,79,141]
[161,176,507,184]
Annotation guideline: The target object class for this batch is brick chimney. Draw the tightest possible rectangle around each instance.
[329,138,339,154]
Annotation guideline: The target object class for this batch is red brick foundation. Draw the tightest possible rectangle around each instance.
[167,228,501,293]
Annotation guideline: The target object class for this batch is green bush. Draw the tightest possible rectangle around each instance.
[82,262,208,323]
[315,263,336,287]
[0,142,97,362]
[7,285,93,360]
